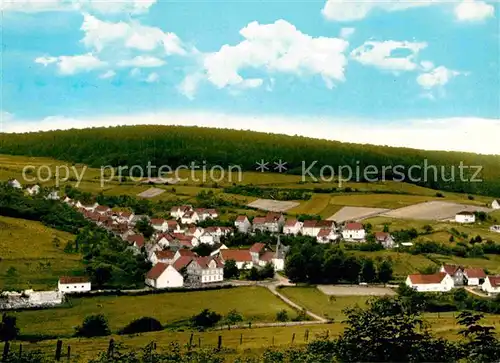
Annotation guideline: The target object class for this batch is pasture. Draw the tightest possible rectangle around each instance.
[13,287,300,337]
[0,216,82,291]
[328,206,389,222]
[381,201,492,221]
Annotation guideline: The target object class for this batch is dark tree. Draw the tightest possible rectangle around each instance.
[75,314,111,337]
[223,259,239,279]
[135,218,154,239]
[0,313,19,341]
[377,259,393,285]
[119,317,163,335]
[191,309,222,329]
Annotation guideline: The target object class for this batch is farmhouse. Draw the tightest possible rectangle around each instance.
[149,250,175,265]
[375,232,396,249]
[283,218,303,235]
[317,228,338,243]
[58,276,91,293]
[235,215,251,233]
[405,273,454,292]
[301,220,320,237]
[145,263,184,289]
[219,249,253,269]
[440,264,464,286]
[464,268,486,286]
[481,276,500,295]
[342,222,366,242]
[455,211,476,224]
[492,199,500,210]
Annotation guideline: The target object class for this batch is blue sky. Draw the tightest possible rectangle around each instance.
[1,0,499,154]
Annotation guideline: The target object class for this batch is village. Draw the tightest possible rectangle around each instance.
[3,178,500,311]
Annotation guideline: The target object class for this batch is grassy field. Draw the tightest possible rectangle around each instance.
[279,287,368,321]
[0,216,82,291]
[14,287,300,337]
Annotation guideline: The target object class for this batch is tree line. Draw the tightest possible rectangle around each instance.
[1,125,500,196]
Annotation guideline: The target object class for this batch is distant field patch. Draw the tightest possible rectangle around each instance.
[382,201,492,221]
[328,206,389,222]
[317,285,396,296]
[137,187,165,198]
[247,199,299,212]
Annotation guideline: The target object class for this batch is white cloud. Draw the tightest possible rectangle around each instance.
[455,0,494,21]
[35,53,106,75]
[99,70,116,79]
[420,60,435,71]
[145,72,159,83]
[1,0,157,14]
[178,73,204,100]
[184,20,348,98]
[351,40,427,71]
[417,66,461,89]
[117,56,166,68]
[322,0,435,22]
[81,14,186,55]
[3,112,499,154]
[339,27,355,39]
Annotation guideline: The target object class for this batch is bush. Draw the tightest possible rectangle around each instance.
[276,309,289,322]
[191,309,222,329]
[118,317,163,335]
[75,314,111,337]
[0,313,19,341]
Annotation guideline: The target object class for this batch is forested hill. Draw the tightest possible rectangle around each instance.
[1,125,499,196]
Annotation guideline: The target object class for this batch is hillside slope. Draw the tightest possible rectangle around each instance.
[1,125,499,196]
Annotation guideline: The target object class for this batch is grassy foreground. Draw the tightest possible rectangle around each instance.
[14,287,299,337]
[0,216,82,291]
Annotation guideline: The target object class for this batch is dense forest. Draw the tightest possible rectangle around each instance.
[1,125,500,196]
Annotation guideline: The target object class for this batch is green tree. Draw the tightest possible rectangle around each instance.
[260,262,275,279]
[75,314,111,337]
[224,309,243,327]
[457,311,500,362]
[118,317,163,335]
[377,259,393,285]
[361,258,376,283]
[135,218,154,239]
[223,259,239,279]
[191,309,222,329]
[276,309,289,322]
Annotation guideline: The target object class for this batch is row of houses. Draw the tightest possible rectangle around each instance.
[8,179,60,200]
[406,264,500,295]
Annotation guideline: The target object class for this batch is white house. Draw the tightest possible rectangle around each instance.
[75,201,99,212]
[7,179,22,189]
[117,211,135,224]
[199,232,216,245]
[464,268,486,286]
[283,218,303,235]
[170,205,193,219]
[151,218,169,232]
[301,220,321,237]
[58,276,91,293]
[440,264,464,286]
[181,211,199,225]
[186,227,204,239]
[481,276,500,295]
[186,256,224,285]
[145,263,184,289]
[455,211,476,224]
[219,249,253,269]
[45,190,60,200]
[26,185,41,195]
[492,199,500,210]
[490,225,500,233]
[405,273,454,292]
[235,215,251,233]
[342,222,366,242]
[149,250,175,265]
[249,242,266,263]
[375,232,396,249]
[316,228,338,243]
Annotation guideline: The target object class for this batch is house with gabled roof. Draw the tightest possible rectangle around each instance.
[342,222,366,242]
[375,232,396,249]
[219,249,253,269]
[26,184,41,196]
[464,268,486,286]
[75,201,99,212]
[283,218,302,235]
[491,199,500,210]
[7,179,22,189]
[173,249,197,262]
[249,242,266,262]
[181,210,200,225]
[186,226,204,239]
[145,263,184,289]
[149,250,175,266]
[186,256,224,285]
[235,215,251,233]
[316,228,338,243]
[170,205,193,219]
[151,218,169,232]
[440,264,464,286]
[58,276,91,293]
[301,220,321,237]
[406,272,454,292]
[482,276,500,295]
[95,205,111,215]
[126,234,145,250]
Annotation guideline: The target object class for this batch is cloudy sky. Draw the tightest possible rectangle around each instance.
[1,0,499,154]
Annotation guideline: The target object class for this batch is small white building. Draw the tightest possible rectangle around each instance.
[482,276,500,295]
[7,179,22,189]
[455,211,476,224]
[301,220,321,237]
[490,225,500,233]
[375,232,396,249]
[45,190,60,200]
[405,272,454,292]
[342,222,366,242]
[464,268,486,286]
[151,218,169,232]
[235,215,251,233]
[492,199,500,210]
[283,218,303,235]
[199,232,216,245]
[316,228,338,243]
[26,185,41,195]
[58,276,91,293]
[145,263,184,289]
[170,205,193,219]
[181,211,199,225]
